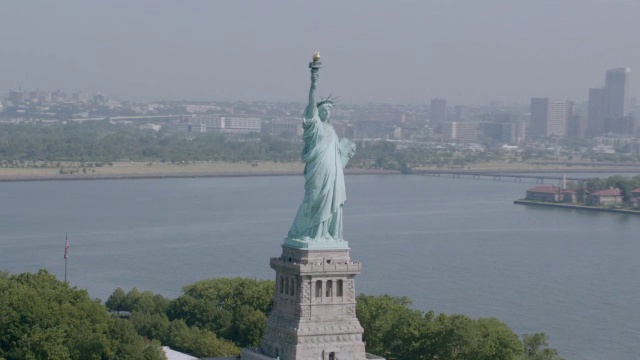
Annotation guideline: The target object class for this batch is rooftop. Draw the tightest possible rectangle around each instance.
[591,188,622,197]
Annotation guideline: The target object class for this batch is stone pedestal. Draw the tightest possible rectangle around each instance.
[247,244,380,360]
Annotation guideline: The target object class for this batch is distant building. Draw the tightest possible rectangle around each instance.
[593,134,640,152]
[174,123,207,134]
[587,188,623,206]
[72,91,88,104]
[567,114,587,139]
[221,116,262,133]
[442,121,478,142]
[529,98,572,138]
[606,115,637,136]
[453,105,469,121]
[264,118,302,137]
[430,98,447,123]
[139,124,162,131]
[185,115,261,133]
[632,188,640,209]
[605,68,631,119]
[353,120,393,139]
[479,122,516,144]
[9,85,24,105]
[587,68,631,136]
[524,186,576,203]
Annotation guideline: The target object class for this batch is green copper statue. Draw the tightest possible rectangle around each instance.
[285,52,356,248]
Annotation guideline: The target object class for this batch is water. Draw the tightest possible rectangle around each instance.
[1,175,639,360]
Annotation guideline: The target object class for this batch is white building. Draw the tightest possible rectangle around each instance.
[530,98,572,138]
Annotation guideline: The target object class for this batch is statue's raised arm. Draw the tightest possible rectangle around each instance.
[305,52,320,120]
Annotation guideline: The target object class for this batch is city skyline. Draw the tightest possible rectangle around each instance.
[1,1,639,105]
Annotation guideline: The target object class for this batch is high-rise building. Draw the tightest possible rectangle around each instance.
[9,84,24,105]
[587,88,607,136]
[530,98,571,138]
[605,67,631,119]
[568,114,587,139]
[430,98,447,123]
[587,68,631,136]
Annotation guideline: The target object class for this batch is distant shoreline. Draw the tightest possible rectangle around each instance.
[514,199,640,215]
[0,164,401,183]
[1,160,639,183]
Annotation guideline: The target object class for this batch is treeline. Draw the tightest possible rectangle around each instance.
[0,122,501,171]
[349,141,500,171]
[0,122,300,164]
[0,270,166,360]
[104,278,271,358]
[0,270,564,360]
[357,294,563,360]
[568,175,640,204]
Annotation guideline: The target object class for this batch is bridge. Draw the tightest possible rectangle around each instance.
[412,168,640,184]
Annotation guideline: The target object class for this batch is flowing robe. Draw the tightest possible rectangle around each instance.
[287,106,348,241]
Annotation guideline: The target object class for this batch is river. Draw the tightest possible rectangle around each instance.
[0,174,638,359]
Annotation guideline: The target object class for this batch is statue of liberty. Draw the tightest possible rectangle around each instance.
[286,52,356,246]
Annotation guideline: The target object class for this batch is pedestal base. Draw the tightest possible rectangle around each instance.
[258,245,384,360]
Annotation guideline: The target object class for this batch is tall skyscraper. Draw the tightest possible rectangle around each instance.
[605,67,631,119]
[587,88,607,136]
[587,68,631,136]
[430,98,447,123]
[530,98,571,138]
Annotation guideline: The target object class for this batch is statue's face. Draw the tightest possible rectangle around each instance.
[319,104,332,122]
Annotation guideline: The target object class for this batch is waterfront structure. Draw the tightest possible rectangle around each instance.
[632,188,640,209]
[529,98,572,138]
[242,53,384,360]
[587,188,623,206]
[525,185,576,203]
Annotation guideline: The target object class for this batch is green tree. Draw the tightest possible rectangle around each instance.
[522,333,564,360]
[106,287,127,311]
[167,277,274,347]
[0,270,164,360]
[357,294,534,360]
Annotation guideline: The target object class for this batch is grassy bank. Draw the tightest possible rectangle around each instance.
[0,161,402,181]
[0,161,304,181]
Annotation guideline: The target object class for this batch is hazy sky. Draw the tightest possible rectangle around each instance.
[1,0,639,105]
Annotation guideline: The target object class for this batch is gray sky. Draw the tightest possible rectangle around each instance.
[1,0,639,105]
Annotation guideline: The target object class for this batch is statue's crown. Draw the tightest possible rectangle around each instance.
[317,95,338,108]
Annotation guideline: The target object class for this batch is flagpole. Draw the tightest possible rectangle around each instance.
[64,232,69,283]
